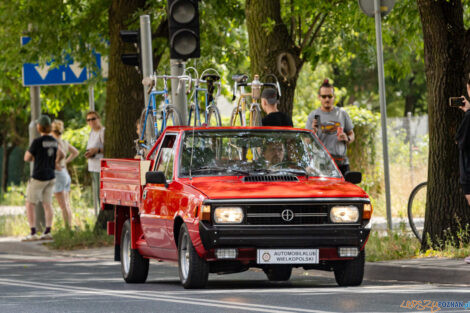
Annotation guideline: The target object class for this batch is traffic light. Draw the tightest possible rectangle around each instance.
[167,0,200,60]
[120,30,140,67]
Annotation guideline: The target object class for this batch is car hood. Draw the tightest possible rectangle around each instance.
[187,177,368,199]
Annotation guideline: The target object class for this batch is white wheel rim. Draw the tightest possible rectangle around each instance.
[122,229,130,274]
[180,232,190,280]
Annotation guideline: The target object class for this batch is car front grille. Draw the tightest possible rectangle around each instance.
[244,204,329,225]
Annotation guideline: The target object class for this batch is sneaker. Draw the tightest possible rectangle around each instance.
[39,233,53,240]
[22,234,39,241]
[465,256,470,264]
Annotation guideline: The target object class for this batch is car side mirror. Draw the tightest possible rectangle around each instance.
[344,171,362,184]
[146,171,168,187]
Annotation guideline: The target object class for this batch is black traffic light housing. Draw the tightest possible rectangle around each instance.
[168,0,200,60]
[120,30,141,68]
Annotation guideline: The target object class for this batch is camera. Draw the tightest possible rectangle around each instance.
[449,97,465,107]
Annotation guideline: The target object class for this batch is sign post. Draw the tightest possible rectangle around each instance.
[359,0,395,231]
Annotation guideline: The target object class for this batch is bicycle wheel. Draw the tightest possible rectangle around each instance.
[407,182,427,241]
[230,107,245,126]
[206,105,221,127]
[140,108,158,147]
[164,105,182,127]
[249,104,262,126]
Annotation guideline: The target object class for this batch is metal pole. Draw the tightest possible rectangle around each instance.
[374,0,392,230]
[170,59,187,125]
[88,85,95,111]
[29,86,45,231]
[140,15,154,109]
[407,111,413,187]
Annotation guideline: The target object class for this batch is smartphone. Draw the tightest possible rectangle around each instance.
[449,97,465,107]
[314,114,320,125]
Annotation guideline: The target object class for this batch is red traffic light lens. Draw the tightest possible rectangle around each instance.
[171,1,196,24]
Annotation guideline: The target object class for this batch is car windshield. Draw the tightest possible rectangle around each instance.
[179,130,341,178]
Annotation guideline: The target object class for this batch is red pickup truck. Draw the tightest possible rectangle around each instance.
[101,126,372,289]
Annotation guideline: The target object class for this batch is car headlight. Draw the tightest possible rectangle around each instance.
[214,207,244,224]
[330,206,359,223]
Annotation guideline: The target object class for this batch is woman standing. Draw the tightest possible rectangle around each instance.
[51,120,79,227]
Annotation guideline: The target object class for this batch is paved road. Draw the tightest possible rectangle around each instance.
[0,251,469,313]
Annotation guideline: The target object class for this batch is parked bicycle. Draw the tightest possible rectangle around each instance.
[230,74,281,126]
[136,74,183,156]
[178,67,222,127]
[407,181,427,241]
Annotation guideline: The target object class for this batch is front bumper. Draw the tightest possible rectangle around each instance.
[199,221,370,250]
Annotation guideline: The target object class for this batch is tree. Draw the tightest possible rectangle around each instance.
[417,0,470,247]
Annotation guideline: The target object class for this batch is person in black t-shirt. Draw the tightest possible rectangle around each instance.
[260,88,293,127]
[22,115,64,241]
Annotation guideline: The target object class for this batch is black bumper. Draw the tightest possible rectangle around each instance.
[199,222,370,250]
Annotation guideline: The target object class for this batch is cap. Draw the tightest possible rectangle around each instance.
[261,88,278,105]
[36,115,51,127]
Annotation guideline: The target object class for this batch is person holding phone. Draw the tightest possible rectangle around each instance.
[454,77,470,264]
[305,79,354,175]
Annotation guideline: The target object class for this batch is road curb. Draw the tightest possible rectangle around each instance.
[365,261,470,285]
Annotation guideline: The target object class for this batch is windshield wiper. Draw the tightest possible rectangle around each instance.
[190,166,249,176]
[269,168,309,177]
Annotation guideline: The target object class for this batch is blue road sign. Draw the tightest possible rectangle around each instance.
[21,37,107,87]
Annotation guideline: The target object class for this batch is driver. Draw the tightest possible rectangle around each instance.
[262,141,285,166]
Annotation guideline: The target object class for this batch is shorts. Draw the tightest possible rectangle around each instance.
[462,184,470,195]
[54,169,71,193]
[26,178,55,204]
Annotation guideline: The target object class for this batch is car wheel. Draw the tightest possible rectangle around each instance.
[120,219,149,283]
[263,265,292,281]
[178,223,209,289]
[333,250,365,286]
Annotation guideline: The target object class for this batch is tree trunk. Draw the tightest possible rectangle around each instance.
[105,0,147,159]
[417,0,470,248]
[245,0,302,116]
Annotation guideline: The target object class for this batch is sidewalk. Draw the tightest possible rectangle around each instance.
[0,236,468,285]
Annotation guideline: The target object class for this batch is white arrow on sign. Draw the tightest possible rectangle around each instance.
[69,61,85,78]
[35,64,51,80]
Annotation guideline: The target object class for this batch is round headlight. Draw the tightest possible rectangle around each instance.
[214,207,244,224]
[330,206,359,223]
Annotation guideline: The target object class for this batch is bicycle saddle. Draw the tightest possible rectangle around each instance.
[232,74,248,83]
[202,74,220,81]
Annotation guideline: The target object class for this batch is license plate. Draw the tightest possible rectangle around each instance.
[257,249,319,264]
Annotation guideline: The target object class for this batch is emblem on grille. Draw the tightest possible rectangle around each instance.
[281,209,294,222]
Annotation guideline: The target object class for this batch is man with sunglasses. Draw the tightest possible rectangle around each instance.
[305,79,355,175]
[85,111,104,215]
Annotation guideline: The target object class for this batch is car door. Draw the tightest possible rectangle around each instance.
[141,134,177,252]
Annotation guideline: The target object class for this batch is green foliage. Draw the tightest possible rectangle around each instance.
[46,224,113,250]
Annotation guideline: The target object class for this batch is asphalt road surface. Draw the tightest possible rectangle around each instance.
[0,253,468,313]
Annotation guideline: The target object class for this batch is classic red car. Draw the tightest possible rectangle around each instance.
[101,126,372,289]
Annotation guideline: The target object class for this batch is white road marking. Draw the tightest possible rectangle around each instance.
[0,278,334,313]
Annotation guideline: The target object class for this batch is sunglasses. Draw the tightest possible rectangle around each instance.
[320,95,334,99]
[87,117,97,122]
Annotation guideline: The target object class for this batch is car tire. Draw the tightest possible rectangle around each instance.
[263,265,292,281]
[333,250,365,287]
[178,223,209,289]
[120,219,149,283]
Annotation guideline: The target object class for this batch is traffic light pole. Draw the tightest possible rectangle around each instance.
[170,59,187,125]
[140,15,154,108]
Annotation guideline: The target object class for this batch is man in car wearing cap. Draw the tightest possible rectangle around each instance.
[260,88,293,127]
[23,115,64,241]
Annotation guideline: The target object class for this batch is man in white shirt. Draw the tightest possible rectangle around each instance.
[85,111,104,215]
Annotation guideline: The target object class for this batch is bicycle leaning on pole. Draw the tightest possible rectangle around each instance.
[230,74,282,127]
[407,181,427,241]
[136,74,183,157]
[177,67,222,127]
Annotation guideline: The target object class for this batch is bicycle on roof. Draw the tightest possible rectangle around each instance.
[230,73,282,127]
[177,67,222,127]
[136,74,183,157]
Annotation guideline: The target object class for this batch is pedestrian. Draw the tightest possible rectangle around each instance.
[454,77,470,264]
[305,79,355,175]
[51,120,79,227]
[260,88,293,127]
[23,115,64,241]
[84,111,104,215]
